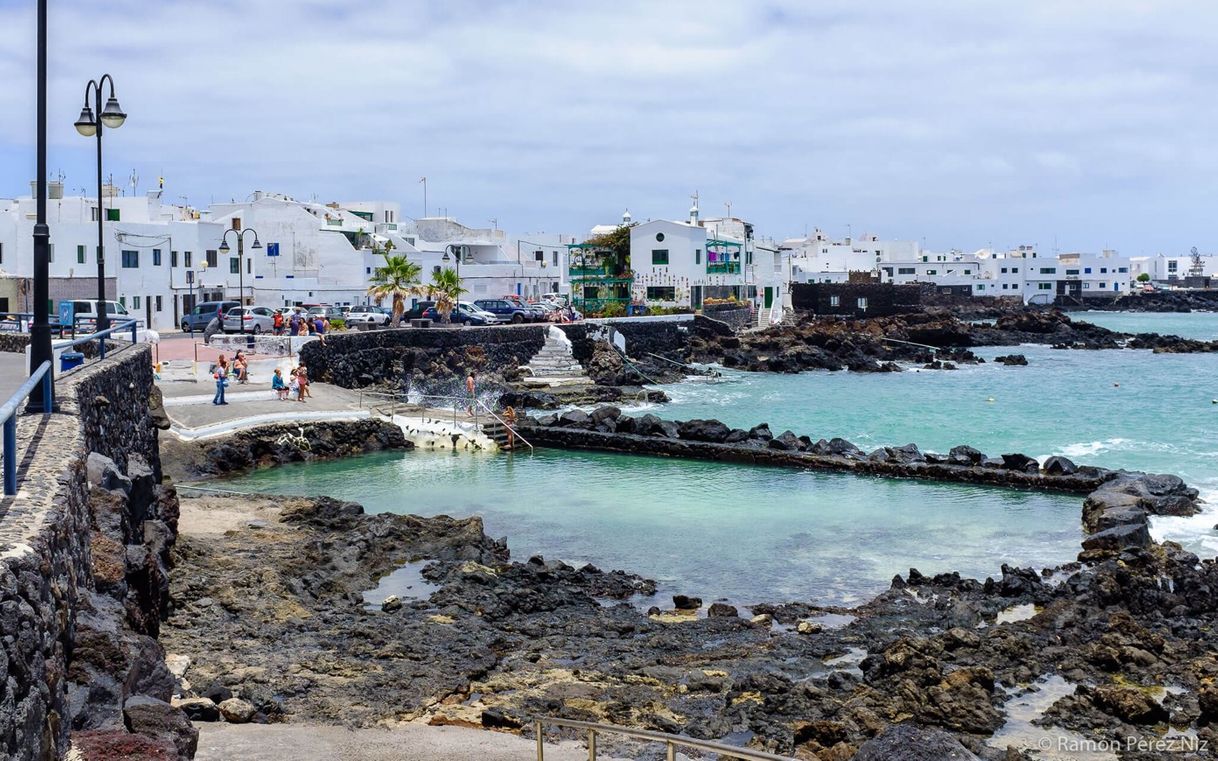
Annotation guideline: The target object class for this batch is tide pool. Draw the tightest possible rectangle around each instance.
[219,448,1082,607]
[1071,310,1218,340]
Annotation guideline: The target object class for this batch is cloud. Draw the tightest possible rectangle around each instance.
[1,0,1217,254]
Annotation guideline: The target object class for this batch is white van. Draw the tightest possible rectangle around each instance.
[63,300,156,342]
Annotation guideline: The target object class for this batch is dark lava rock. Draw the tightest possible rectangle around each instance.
[768,431,802,451]
[123,695,198,760]
[677,418,731,443]
[590,406,622,423]
[994,354,1029,366]
[1082,523,1152,552]
[481,709,523,729]
[852,723,980,760]
[1043,455,1078,476]
[707,602,739,618]
[558,410,592,428]
[1000,453,1039,473]
[747,423,773,441]
[1087,684,1170,725]
[827,438,864,458]
[673,595,702,611]
[724,428,749,443]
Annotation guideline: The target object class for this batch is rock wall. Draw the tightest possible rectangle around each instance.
[0,333,31,353]
[703,305,753,331]
[0,346,191,759]
[556,319,692,365]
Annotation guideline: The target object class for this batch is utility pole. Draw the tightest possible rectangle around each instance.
[419,176,427,217]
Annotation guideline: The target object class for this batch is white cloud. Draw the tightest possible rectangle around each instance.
[0,0,1217,253]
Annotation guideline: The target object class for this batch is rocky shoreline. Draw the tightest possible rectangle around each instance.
[159,413,1216,759]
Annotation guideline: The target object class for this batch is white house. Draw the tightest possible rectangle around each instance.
[628,205,750,310]
[1145,252,1218,282]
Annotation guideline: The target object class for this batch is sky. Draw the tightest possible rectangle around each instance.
[1,0,1216,255]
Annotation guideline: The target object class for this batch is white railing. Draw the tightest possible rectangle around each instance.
[356,389,533,452]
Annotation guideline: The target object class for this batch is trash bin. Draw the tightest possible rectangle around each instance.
[60,351,85,372]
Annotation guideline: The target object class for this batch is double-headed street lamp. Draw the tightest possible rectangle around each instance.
[442,243,465,281]
[74,74,127,335]
[218,228,261,333]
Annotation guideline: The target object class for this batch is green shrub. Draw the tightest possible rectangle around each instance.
[329,318,346,330]
[1136,273,1150,282]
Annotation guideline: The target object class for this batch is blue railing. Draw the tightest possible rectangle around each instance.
[53,319,140,362]
[1,360,53,495]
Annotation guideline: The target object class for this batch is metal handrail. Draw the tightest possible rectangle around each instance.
[534,718,794,761]
[1,360,54,495]
[356,389,534,452]
[52,318,140,362]
[880,336,941,352]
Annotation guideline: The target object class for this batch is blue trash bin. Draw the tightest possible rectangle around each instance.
[60,351,85,372]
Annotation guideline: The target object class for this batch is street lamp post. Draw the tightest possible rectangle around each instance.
[218,228,262,334]
[74,74,127,335]
[27,0,52,412]
[442,243,464,282]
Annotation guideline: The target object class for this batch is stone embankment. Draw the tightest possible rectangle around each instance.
[0,346,196,760]
[160,418,411,482]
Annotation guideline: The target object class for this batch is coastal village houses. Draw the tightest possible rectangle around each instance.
[783,229,1135,305]
[0,184,572,331]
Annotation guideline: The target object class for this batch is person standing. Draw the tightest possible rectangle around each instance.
[288,309,302,336]
[465,370,476,415]
[298,366,311,401]
[272,310,284,336]
[212,367,229,405]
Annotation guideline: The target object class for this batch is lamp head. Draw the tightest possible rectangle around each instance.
[251,238,263,250]
[74,106,97,137]
[218,239,230,253]
[99,95,127,129]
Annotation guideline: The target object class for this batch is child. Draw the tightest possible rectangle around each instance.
[298,366,311,401]
[272,368,288,400]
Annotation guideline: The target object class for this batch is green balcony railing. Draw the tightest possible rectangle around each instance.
[569,265,610,278]
[706,262,741,274]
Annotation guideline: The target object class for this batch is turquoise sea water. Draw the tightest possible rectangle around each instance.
[1071,309,1218,340]
[220,448,1081,607]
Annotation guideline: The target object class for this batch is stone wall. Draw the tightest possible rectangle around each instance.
[0,346,190,759]
[702,305,753,331]
[0,333,31,353]
[556,319,692,364]
[791,283,924,316]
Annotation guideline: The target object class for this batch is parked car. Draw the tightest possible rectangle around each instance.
[424,303,494,326]
[180,300,240,333]
[222,306,277,334]
[347,307,392,326]
[306,305,345,320]
[458,301,499,324]
[403,301,436,321]
[503,295,547,321]
[474,298,534,324]
[67,299,133,331]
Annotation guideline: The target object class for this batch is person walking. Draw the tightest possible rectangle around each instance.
[212,366,229,405]
[297,366,311,401]
[465,370,476,415]
[272,310,285,336]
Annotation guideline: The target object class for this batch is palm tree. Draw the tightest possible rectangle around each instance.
[428,267,466,324]
[367,251,422,327]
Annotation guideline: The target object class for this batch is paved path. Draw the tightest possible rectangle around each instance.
[193,723,632,761]
[161,378,373,439]
[0,353,29,404]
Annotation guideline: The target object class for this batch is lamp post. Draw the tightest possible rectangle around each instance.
[27,0,52,412]
[218,228,261,333]
[441,243,464,282]
[74,74,127,335]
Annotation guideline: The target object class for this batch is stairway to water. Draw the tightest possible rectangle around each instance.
[524,327,587,380]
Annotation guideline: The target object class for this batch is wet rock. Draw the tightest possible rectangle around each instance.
[677,418,731,443]
[381,595,403,613]
[590,406,621,424]
[1087,684,1170,725]
[852,723,980,760]
[947,445,984,465]
[994,354,1028,366]
[1081,523,1151,552]
[707,603,738,618]
[558,410,592,429]
[768,431,802,451]
[1200,684,1218,724]
[1043,455,1078,476]
[673,595,702,611]
[797,620,822,635]
[747,423,773,441]
[1000,453,1039,473]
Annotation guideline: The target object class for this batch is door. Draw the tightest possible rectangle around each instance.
[764,287,774,309]
[145,298,153,330]
[691,286,703,310]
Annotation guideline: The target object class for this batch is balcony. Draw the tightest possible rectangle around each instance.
[569,264,610,278]
[706,262,741,275]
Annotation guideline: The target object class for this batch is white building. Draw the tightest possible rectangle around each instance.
[1144,252,1218,282]
[786,230,920,283]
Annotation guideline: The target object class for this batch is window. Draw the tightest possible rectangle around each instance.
[898,267,915,275]
[232,217,241,230]
[655,232,665,242]
[582,286,598,299]
[1039,267,1056,274]
[857,297,868,310]
[1012,267,1019,273]
[156,295,163,312]
[1083,283,1091,289]
[646,286,675,300]
[534,249,544,262]
[1001,267,1008,274]
[247,258,251,274]
[963,270,972,275]
[106,208,120,222]
[1100,267,1108,274]
[153,249,162,266]
[552,251,558,266]
[229,257,240,274]
[184,251,192,268]
[1066,269,1079,275]
[922,255,928,262]
[1038,283,1052,290]
[1118,267,1128,273]
[171,250,178,267]
[651,249,669,265]
[0,242,3,263]
[48,244,54,262]
[926,269,937,275]
[119,296,125,307]
[1099,282,1107,289]
[1168,260,1178,273]
[132,296,141,309]
[976,284,985,291]
[121,250,139,268]
[695,249,701,265]
[206,249,218,268]
[829,295,840,307]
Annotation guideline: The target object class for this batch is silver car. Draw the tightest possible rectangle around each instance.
[223,306,277,334]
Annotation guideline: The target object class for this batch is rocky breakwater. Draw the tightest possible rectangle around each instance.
[521,407,1202,557]
[160,418,411,482]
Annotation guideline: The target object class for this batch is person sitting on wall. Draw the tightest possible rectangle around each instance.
[233,350,249,384]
